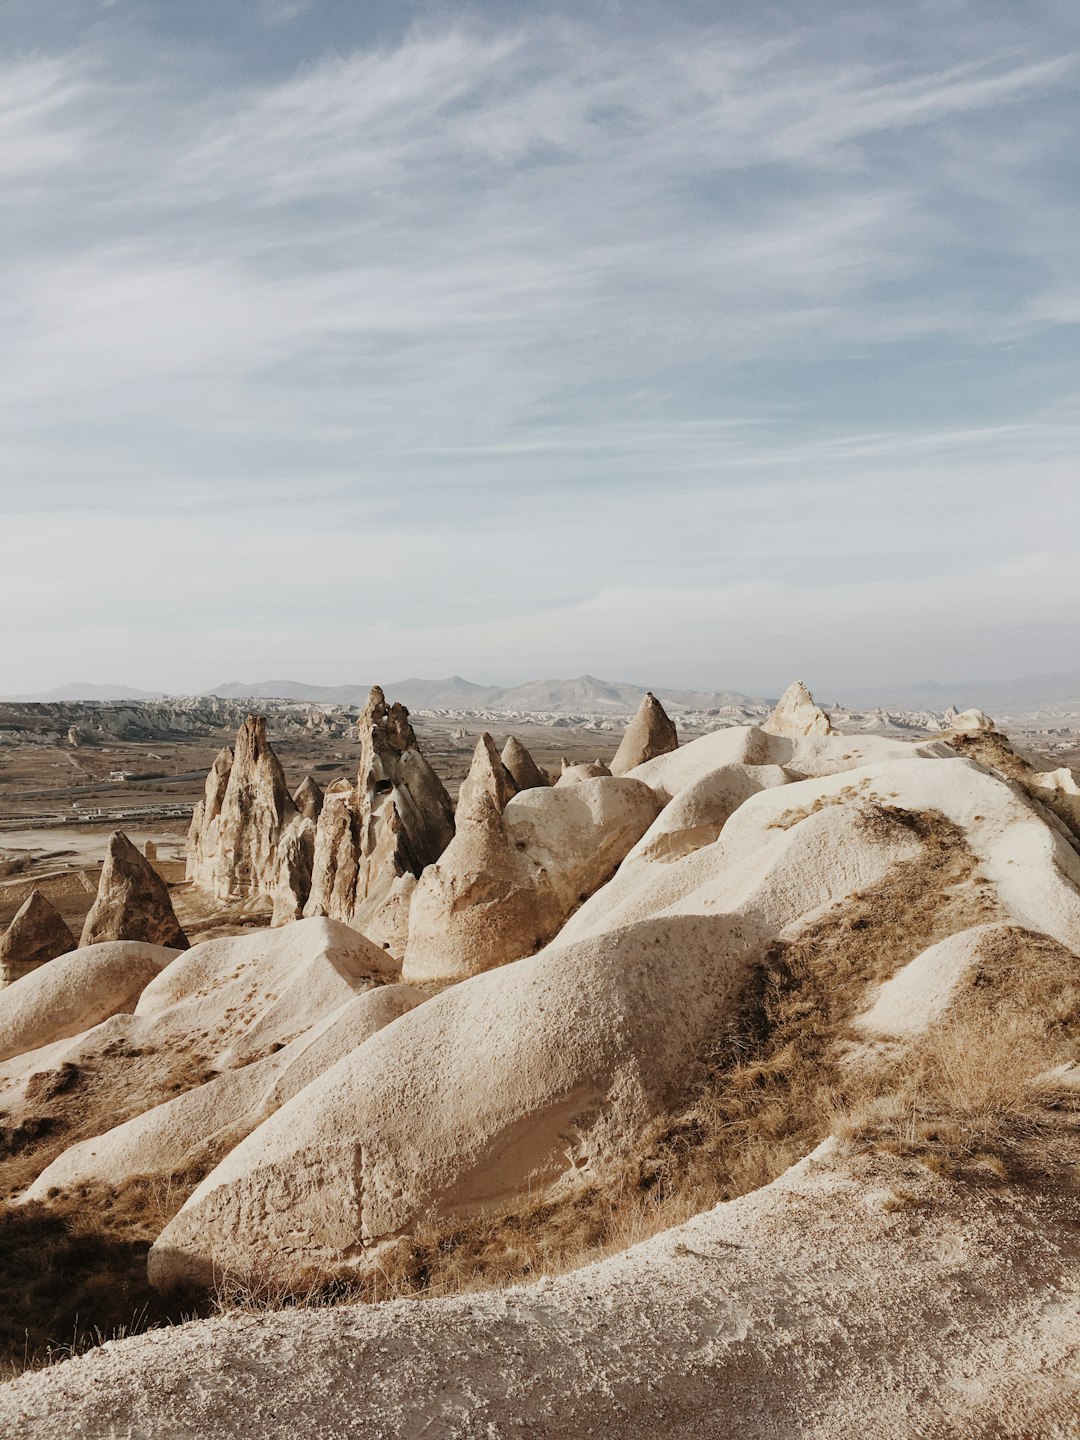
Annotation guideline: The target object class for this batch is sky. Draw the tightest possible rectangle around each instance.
[2,0,1079,696]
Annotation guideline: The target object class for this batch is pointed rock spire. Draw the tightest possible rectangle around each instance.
[293,775,324,824]
[304,686,455,947]
[0,891,77,985]
[187,718,298,903]
[80,832,188,950]
[458,734,519,822]
[501,735,549,792]
[763,681,833,738]
[610,692,679,775]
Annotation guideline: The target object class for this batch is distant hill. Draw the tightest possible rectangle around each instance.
[204,675,761,714]
[835,671,1080,713]
[2,682,164,702]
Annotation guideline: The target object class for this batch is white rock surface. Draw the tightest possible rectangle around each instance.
[402,775,660,983]
[7,1143,1078,1440]
[0,941,179,1064]
[22,984,423,1200]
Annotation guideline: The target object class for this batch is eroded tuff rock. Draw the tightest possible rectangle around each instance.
[609,692,678,775]
[0,891,76,986]
[303,688,455,944]
[184,746,233,886]
[292,775,324,824]
[459,733,519,818]
[762,679,833,738]
[80,832,189,950]
[557,759,612,786]
[501,736,549,791]
[186,718,299,907]
[403,771,660,983]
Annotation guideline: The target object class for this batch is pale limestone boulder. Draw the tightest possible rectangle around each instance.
[609,692,678,775]
[0,941,179,1064]
[80,832,188,950]
[762,680,833,738]
[304,688,455,936]
[1028,767,1080,833]
[402,775,659,984]
[500,736,549,791]
[0,891,76,986]
[946,708,997,735]
[22,984,423,1201]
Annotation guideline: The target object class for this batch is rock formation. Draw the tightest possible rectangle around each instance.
[144,840,158,861]
[403,773,659,983]
[609,692,678,775]
[184,746,233,884]
[303,688,455,942]
[945,707,996,735]
[500,736,549,791]
[80,832,189,950]
[186,717,297,902]
[292,775,324,824]
[0,940,179,1064]
[0,891,76,986]
[556,759,612,786]
[459,733,519,817]
[762,679,833,738]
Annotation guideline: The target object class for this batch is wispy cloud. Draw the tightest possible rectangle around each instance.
[0,4,1077,690]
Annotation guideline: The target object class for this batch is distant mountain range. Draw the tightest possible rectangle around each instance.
[5,670,1080,714]
[2,682,166,702]
[205,675,762,714]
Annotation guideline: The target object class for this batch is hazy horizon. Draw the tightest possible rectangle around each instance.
[4,0,1079,695]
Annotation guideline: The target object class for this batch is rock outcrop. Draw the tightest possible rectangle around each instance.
[0,940,180,1064]
[184,746,233,885]
[303,688,455,942]
[186,718,297,903]
[458,733,519,817]
[762,679,833,738]
[500,736,549,791]
[80,832,189,950]
[403,774,660,983]
[609,692,678,775]
[0,891,77,986]
[292,775,324,824]
[556,759,612,786]
[24,983,424,1201]
[945,707,996,735]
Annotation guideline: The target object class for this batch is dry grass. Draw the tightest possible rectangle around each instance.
[212,803,1073,1314]
[0,1042,215,1202]
[7,800,1079,1355]
[0,1171,212,1377]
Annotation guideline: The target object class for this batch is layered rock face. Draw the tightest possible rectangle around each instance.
[609,692,679,774]
[0,891,77,986]
[303,688,455,944]
[80,832,189,950]
[403,737,660,983]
